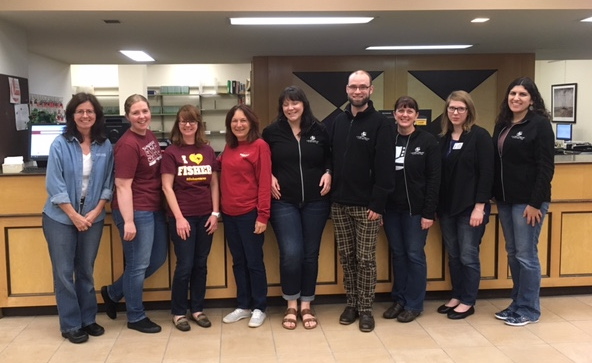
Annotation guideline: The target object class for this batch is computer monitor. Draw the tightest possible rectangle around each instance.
[104,116,130,144]
[556,123,572,141]
[28,123,67,168]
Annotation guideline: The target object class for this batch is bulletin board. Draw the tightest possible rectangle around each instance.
[0,74,29,164]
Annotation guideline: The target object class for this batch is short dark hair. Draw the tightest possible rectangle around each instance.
[64,92,106,144]
[225,104,261,148]
[276,86,318,132]
[394,96,419,112]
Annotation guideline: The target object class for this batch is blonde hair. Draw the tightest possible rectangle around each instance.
[440,90,478,136]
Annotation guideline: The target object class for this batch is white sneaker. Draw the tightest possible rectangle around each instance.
[248,309,266,328]
[223,308,251,323]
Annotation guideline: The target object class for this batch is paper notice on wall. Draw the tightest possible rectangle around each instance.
[8,77,21,104]
[14,104,29,130]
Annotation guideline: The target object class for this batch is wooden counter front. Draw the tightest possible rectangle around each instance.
[1,161,591,310]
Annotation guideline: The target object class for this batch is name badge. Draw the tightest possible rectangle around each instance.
[453,142,463,150]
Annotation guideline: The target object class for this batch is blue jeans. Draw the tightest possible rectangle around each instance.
[223,209,267,311]
[170,215,213,315]
[439,205,490,306]
[497,202,549,321]
[43,213,104,333]
[383,210,428,313]
[106,209,168,323]
[270,199,330,302]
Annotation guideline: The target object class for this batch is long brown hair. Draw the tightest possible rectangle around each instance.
[169,104,208,147]
[224,104,261,148]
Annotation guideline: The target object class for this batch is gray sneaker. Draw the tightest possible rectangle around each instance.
[248,309,267,328]
[505,314,539,327]
[494,308,515,321]
[223,308,251,323]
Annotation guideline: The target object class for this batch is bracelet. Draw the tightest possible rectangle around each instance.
[211,211,220,218]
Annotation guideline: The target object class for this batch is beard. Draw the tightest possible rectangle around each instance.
[348,94,370,108]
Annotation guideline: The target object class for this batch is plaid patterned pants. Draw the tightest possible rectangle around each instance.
[331,203,380,313]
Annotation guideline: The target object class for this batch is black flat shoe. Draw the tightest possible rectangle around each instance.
[397,309,420,323]
[437,303,459,314]
[82,322,105,336]
[128,317,162,333]
[101,286,117,320]
[359,312,375,332]
[61,329,89,344]
[383,302,404,319]
[447,306,475,320]
[339,306,358,325]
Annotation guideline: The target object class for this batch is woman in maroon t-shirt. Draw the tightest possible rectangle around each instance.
[101,94,168,334]
[161,104,220,332]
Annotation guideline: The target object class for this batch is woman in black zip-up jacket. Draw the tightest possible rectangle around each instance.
[262,86,331,330]
[437,91,493,320]
[382,96,441,323]
[492,77,554,327]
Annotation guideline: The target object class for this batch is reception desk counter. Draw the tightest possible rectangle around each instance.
[1,157,591,311]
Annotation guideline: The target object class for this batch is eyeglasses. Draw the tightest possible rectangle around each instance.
[75,110,95,116]
[346,85,371,91]
[447,106,467,114]
[180,120,198,125]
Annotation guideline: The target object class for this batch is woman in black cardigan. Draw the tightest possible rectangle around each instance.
[437,90,493,319]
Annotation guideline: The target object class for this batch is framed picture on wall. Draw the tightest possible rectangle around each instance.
[551,83,577,123]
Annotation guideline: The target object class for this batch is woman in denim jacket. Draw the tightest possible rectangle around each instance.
[43,93,114,344]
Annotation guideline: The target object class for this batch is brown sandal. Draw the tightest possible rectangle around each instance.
[300,308,318,330]
[282,308,298,330]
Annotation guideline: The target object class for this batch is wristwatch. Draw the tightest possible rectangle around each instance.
[211,211,220,218]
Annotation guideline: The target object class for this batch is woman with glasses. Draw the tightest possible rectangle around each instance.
[492,77,554,326]
[437,91,493,319]
[382,96,440,323]
[161,105,220,331]
[43,93,114,343]
[101,94,168,334]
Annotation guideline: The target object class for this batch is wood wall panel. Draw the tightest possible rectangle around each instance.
[91,224,114,289]
[560,212,592,276]
[552,164,592,201]
[6,223,53,295]
[253,54,535,132]
[480,215,498,279]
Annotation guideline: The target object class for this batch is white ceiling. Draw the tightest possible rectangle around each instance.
[0,9,591,64]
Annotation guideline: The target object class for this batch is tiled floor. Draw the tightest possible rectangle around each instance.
[1,295,592,362]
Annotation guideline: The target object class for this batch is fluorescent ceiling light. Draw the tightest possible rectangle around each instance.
[230,17,373,25]
[471,18,490,23]
[366,45,473,50]
[119,50,155,62]
[581,16,592,22]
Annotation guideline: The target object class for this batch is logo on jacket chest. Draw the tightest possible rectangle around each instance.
[410,147,425,156]
[306,135,319,144]
[511,131,525,140]
[356,131,370,141]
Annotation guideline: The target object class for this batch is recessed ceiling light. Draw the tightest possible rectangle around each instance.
[230,17,374,25]
[366,45,473,50]
[119,50,155,62]
[581,16,592,22]
[471,18,490,23]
